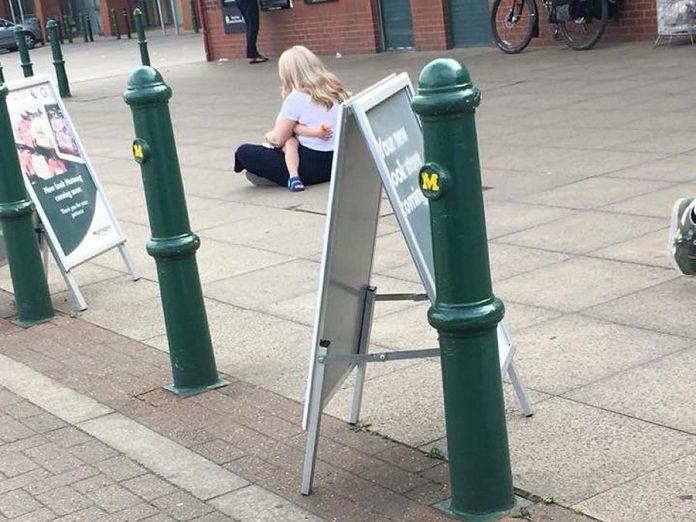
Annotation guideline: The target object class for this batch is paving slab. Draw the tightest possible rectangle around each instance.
[512,314,692,395]
[495,256,676,313]
[566,347,696,433]
[505,397,696,505]
[574,454,696,522]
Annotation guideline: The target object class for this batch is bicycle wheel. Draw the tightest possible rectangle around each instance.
[491,0,538,54]
[558,0,609,50]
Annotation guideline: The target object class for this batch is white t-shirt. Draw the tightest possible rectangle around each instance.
[279,89,340,152]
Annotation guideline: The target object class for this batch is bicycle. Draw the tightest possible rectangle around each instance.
[491,0,609,54]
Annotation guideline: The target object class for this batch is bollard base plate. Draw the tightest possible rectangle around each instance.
[435,495,528,522]
[12,314,55,328]
[164,378,229,397]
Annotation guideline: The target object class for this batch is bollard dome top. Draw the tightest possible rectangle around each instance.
[412,58,481,116]
[124,66,172,106]
[47,19,57,28]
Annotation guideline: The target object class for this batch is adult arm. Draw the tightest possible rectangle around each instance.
[264,117,295,148]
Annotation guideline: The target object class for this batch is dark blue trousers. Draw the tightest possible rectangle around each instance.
[237,0,260,59]
[234,144,333,186]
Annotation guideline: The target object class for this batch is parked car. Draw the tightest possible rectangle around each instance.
[0,17,43,51]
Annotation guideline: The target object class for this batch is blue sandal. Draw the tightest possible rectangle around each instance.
[288,176,305,192]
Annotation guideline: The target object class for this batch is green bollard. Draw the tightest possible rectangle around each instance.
[110,8,121,39]
[80,13,88,43]
[133,9,151,66]
[0,63,4,84]
[66,15,73,44]
[123,67,226,396]
[14,26,33,78]
[0,86,55,326]
[47,20,71,98]
[412,58,515,521]
[189,0,199,33]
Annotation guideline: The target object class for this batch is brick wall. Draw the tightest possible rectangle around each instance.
[201,0,380,60]
[202,0,660,61]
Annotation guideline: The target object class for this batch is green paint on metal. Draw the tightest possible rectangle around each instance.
[14,26,34,78]
[449,0,493,47]
[0,85,54,326]
[110,8,121,40]
[411,58,514,521]
[133,9,151,67]
[124,66,226,396]
[47,20,71,98]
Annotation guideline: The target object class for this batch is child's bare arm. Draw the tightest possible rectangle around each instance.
[293,123,332,140]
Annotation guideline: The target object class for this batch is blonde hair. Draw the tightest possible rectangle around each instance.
[278,46,349,110]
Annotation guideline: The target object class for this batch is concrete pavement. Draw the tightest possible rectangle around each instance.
[1,32,695,521]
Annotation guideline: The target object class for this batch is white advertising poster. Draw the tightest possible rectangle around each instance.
[6,77,124,271]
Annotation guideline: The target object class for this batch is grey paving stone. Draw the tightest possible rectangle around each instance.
[73,474,114,495]
[190,440,246,466]
[24,443,85,474]
[10,508,55,522]
[496,210,666,255]
[566,348,696,433]
[210,485,322,521]
[574,454,696,522]
[122,474,177,501]
[68,439,119,464]
[1,401,44,419]
[0,489,42,518]
[495,256,676,313]
[0,452,38,478]
[35,485,93,515]
[0,469,50,495]
[152,491,214,521]
[95,456,147,482]
[585,277,696,339]
[512,315,692,395]
[96,503,160,522]
[506,397,696,505]
[54,506,108,521]
[79,413,249,500]
[21,412,69,433]
[86,483,143,513]
[24,465,100,496]
[0,416,35,443]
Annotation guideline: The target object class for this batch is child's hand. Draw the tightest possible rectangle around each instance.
[318,123,332,141]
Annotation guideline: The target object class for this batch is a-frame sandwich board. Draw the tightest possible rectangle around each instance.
[301,74,532,496]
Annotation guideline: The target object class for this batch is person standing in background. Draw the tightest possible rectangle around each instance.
[237,0,268,64]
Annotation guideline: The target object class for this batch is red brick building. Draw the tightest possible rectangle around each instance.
[198,0,658,61]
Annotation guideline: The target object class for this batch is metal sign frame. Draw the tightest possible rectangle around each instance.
[5,76,138,310]
[301,75,532,496]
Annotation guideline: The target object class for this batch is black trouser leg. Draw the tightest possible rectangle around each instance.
[237,0,260,59]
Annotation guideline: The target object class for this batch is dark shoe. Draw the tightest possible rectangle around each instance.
[249,55,268,64]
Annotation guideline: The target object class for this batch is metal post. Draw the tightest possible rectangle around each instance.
[124,66,227,396]
[65,15,73,44]
[110,8,121,39]
[133,9,151,66]
[0,86,54,327]
[411,58,515,521]
[189,0,199,33]
[39,18,46,46]
[122,8,132,39]
[155,0,166,34]
[57,15,64,43]
[47,20,71,98]
[168,0,180,35]
[0,63,4,84]
[80,13,88,43]
[14,26,33,78]
[86,13,94,42]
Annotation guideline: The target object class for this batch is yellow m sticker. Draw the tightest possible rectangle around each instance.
[133,143,144,160]
[421,172,439,192]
